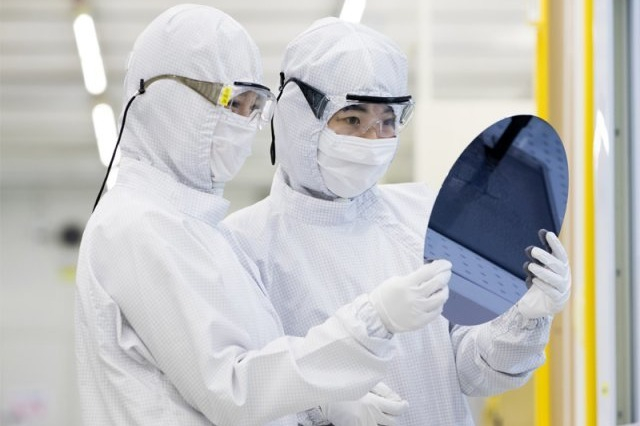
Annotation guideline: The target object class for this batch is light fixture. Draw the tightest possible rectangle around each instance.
[91,103,118,167]
[73,13,107,95]
[339,0,366,23]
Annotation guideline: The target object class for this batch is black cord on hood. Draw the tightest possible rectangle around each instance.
[269,72,286,165]
[92,79,146,212]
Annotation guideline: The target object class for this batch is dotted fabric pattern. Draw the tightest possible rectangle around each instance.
[224,173,552,426]
[273,17,409,199]
[225,20,553,424]
[76,7,399,425]
[120,3,262,194]
[76,160,395,426]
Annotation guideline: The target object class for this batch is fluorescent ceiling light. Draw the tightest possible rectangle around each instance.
[92,103,119,167]
[339,0,366,23]
[73,13,107,95]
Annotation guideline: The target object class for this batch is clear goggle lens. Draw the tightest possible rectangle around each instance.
[219,83,276,129]
[142,75,276,129]
[327,100,415,138]
[281,77,414,138]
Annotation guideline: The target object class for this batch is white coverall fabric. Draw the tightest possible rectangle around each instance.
[120,3,261,193]
[75,6,396,426]
[224,17,551,425]
[273,17,408,200]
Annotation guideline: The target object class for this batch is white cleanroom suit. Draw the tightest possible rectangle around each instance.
[75,6,438,426]
[224,17,570,425]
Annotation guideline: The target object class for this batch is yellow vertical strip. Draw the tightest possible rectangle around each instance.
[583,0,597,424]
[533,0,551,424]
[535,0,550,119]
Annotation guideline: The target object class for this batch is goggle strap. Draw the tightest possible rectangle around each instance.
[289,78,329,119]
[270,117,276,165]
[234,81,272,92]
[142,74,226,108]
[345,94,413,104]
[270,72,287,165]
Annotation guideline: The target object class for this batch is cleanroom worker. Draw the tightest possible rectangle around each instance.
[223,17,572,425]
[74,6,453,426]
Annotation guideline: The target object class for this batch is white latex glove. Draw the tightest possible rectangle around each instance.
[517,230,571,320]
[321,382,409,426]
[368,260,451,333]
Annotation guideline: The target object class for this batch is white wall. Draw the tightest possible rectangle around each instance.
[413,100,534,190]
[413,0,535,190]
[1,187,90,426]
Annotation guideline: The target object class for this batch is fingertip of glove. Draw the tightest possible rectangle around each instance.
[538,228,549,241]
[538,228,553,251]
[545,231,562,248]
[416,259,452,280]
[523,260,538,275]
[525,274,534,289]
[525,245,535,260]
[430,258,452,270]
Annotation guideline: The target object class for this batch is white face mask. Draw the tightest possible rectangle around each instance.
[210,111,257,183]
[317,127,398,199]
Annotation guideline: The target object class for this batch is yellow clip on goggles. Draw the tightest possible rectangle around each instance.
[142,74,276,129]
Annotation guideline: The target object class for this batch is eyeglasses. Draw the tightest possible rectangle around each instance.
[283,77,415,137]
[142,74,276,129]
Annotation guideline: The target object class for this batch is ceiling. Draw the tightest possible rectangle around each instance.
[0,0,534,208]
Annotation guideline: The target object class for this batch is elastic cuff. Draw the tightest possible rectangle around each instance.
[353,293,394,339]
[503,306,550,331]
[297,407,331,426]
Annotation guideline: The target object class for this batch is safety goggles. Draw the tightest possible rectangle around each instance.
[284,77,415,137]
[142,74,276,129]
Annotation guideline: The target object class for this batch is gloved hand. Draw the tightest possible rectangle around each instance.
[517,230,571,320]
[368,260,451,333]
[321,382,409,426]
